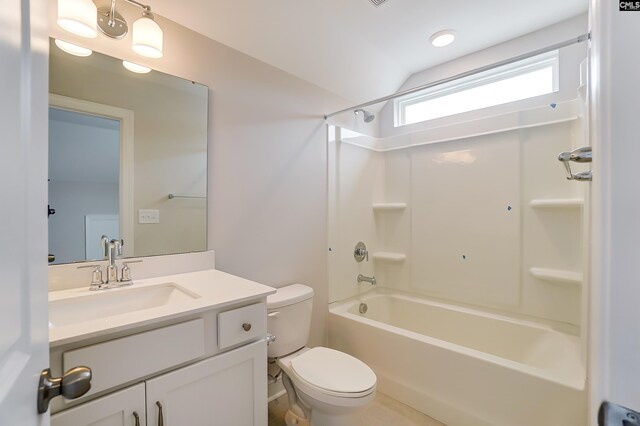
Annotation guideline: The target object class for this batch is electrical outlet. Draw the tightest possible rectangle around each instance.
[138,209,160,224]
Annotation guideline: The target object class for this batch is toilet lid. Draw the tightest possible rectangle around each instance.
[290,347,376,394]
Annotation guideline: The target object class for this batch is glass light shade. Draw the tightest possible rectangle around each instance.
[132,17,163,58]
[54,39,93,57]
[122,61,152,74]
[430,30,456,47]
[57,0,97,38]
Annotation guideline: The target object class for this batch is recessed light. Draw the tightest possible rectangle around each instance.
[54,39,93,57]
[122,61,152,74]
[430,30,456,47]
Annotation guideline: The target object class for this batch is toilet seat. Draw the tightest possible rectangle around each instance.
[278,347,376,401]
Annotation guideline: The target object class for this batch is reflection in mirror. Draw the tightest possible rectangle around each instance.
[48,38,208,264]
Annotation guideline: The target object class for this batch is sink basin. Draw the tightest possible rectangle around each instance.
[49,283,200,328]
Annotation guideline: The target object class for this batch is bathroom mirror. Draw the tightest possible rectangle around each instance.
[48,39,208,264]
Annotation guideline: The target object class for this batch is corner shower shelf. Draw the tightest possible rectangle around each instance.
[529,267,583,286]
[529,198,584,209]
[372,203,407,212]
[372,252,407,263]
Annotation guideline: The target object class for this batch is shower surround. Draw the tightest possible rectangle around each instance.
[327,99,588,425]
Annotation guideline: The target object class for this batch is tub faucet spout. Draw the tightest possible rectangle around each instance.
[357,274,376,285]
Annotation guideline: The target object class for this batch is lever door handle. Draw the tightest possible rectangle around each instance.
[37,366,92,414]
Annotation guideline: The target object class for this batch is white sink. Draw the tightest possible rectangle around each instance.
[49,283,200,328]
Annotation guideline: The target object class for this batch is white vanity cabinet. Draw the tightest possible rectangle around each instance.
[49,298,270,426]
[146,340,266,426]
[51,383,146,426]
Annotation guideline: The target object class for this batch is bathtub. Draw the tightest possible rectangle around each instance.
[328,289,586,426]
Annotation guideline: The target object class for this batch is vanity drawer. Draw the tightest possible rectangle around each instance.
[218,303,266,349]
[63,319,205,399]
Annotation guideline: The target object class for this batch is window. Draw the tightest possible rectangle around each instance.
[395,50,559,127]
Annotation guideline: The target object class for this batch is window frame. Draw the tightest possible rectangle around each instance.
[394,50,560,127]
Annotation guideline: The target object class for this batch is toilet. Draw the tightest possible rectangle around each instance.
[267,284,377,426]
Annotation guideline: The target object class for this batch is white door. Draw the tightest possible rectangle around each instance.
[146,341,268,426]
[51,384,145,426]
[0,0,49,424]
[589,1,640,424]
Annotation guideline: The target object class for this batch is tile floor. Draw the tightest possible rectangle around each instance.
[268,391,446,426]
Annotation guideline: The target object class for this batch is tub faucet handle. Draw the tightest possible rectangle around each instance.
[354,241,368,262]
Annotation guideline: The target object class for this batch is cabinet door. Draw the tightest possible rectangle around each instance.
[146,340,267,426]
[51,383,145,426]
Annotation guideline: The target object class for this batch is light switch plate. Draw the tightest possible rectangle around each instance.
[138,209,160,224]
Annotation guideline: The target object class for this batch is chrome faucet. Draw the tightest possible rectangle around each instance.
[357,274,376,285]
[80,240,140,290]
[106,239,123,284]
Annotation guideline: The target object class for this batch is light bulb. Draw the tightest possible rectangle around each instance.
[57,0,97,38]
[132,16,163,58]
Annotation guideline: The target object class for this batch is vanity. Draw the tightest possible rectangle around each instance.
[45,32,272,425]
[48,266,275,426]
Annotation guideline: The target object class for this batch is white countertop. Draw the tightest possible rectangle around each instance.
[49,268,276,348]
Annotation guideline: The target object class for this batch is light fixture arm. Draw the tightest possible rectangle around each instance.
[108,0,117,28]
[122,0,154,15]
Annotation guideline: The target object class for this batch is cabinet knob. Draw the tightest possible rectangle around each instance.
[242,323,252,332]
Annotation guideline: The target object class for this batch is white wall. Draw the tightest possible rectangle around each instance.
[49,0,351,351]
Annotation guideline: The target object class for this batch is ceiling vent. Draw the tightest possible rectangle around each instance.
[369,0,389,6]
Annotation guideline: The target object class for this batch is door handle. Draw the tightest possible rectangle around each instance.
[133,411,141,426]
[37,366,92,414]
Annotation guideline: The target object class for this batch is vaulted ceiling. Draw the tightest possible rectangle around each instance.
[150,0,588,104]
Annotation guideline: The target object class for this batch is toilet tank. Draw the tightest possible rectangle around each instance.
[267,284,314,358]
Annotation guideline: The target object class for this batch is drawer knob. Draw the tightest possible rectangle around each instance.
[242,323,252,332]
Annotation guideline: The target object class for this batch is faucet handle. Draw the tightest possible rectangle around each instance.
[120,263,132,284]
[119,259,141,284]
[77,264,107,290]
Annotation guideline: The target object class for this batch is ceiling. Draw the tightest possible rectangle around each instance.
[150,0,588,104]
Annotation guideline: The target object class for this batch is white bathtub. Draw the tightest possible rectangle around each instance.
[328,289,586,426]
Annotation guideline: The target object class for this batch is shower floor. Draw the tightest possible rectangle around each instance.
[267,391,446,426]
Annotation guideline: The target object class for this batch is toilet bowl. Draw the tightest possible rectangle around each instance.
[268,284,376,425]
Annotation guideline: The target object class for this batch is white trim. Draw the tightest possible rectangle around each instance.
[341,99,579,153]
[395,50,560,127]
[49,94,135,258]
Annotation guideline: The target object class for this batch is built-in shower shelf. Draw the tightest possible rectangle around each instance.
[529,198,583,209]
[529,267,583,286]
[372,203,407,212]
[372,252,406,262]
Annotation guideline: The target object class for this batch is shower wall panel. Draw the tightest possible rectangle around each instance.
[410,133,521,307]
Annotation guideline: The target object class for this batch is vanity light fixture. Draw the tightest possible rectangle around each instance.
[58,0,163,59]
[54,39,93,57]
[430,30,456,47]
[122,60,152,74]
